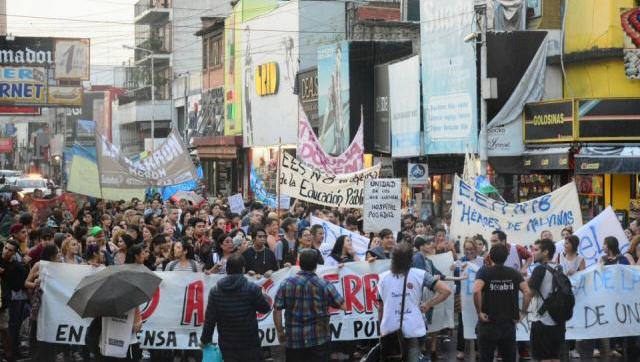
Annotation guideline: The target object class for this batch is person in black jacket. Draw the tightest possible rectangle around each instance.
[200,253,271,362]
[0,240,27,362]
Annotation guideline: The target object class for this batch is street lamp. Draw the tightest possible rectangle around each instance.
[123,44,155,151]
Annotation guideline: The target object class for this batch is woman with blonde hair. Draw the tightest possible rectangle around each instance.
[61,237,84,264]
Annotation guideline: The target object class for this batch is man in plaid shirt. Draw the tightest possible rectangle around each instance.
[273,249,346,361]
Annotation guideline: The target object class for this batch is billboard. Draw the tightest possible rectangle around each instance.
[389,55,421,157]
[241,2,299,147]
[421,0,477,154]
[621,8,640,80]
[317,41,350,155]
[0,67,46,104]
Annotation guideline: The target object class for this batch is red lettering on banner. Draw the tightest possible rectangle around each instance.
[181,280,204,326]
[140,288,160,321]
[343,274,364,314]
[257,279,275,321]
[323,273,341,315]
[363,274,379,313]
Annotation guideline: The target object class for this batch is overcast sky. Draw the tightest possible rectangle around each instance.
[7,0,138,84]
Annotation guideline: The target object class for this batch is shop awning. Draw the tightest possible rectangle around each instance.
[575,146,640,174]
[522,147,571,171]
[489,156,524,174]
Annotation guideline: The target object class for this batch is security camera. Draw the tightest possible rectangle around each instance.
[464,32,479,43]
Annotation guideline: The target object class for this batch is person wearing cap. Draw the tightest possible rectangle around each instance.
[90,226,115,266]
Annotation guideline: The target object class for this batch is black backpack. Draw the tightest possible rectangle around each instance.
[537,264,575,324]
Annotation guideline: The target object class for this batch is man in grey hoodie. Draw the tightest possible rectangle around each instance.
[200,253,271,362]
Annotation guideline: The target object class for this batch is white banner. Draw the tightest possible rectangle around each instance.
[310,215,369,260]
[461,263,640,340]
[425,252,455,332]
[38,261,457,349]
[279,152,380,209]
[451,175,582,246]
[228,194,245,215]
[363,179,401,234]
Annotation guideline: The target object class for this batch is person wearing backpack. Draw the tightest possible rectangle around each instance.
[528,238,573,362]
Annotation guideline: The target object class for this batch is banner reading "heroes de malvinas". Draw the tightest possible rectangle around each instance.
[451,175,582,246]
[279,152,380,208]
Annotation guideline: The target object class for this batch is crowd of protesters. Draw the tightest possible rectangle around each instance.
[0,192,637,362]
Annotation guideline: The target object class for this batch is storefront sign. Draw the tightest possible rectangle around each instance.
[523,100,575,143]
[0,37,54,66]
[451,175,582,246]
[297,106,364,175]
[48,86,83,106]
[0,67,46,105]
[54,39,90,80]
[278,152,380,209]
[0,138,12,153]
[255,62,279,96]
[577,98,640,141]
[575,146,640,174]
[363,178,401,233]
[523,152,570,170]
[297,68,318,127]
[407,163,428,186]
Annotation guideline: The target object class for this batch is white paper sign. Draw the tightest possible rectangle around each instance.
[363,179,401,233]
[425,252,455,332]
[451,175,583,246]
[310,215,369,260]
[228,194,245,214]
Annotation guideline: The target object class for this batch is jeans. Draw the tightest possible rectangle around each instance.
[477,320,516,362]
[404,338,422,362]
[285,342,330,362]
[8,299,27,358]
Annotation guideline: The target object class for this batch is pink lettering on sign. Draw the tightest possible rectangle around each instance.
[297,107,364,175]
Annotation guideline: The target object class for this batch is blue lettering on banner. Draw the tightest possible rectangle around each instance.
[572,267,640,297]
[526,210,575,233]
[457,202,501,229]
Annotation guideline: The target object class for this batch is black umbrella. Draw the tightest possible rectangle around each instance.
[67,264,162,318]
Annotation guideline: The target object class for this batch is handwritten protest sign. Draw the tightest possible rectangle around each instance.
[461,263,640,340]
[363,179,401,233]
[228,194,245,214]
[556,206,630,268]
[451,175,582,246]
[279,152,380,208]
[39,260,455,349]
[297,108,364,174]
[311,215,369,260]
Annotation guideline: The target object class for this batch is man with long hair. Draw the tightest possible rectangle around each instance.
[377,243,452,361]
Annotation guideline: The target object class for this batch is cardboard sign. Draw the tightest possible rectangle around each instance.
[363,178,401,233]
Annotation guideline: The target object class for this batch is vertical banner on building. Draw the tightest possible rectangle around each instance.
[318,41,350,155]
[421,0,477,154]
[621,8,640,80]
[373,63,390,153]
[389,55,421,157]
[363,179,401,233]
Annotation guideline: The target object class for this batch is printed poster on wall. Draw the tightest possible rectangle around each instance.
[241,2,299,147]
[450,175,582,246]
[317,41,350,155]
[389,55,421,157]
[297,105,364,175]
[278,152,380,209]
[421,0,477,154]
[621,8,640,80]
[363,179,401,233]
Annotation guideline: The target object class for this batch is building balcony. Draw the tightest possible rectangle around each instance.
[135,0,171,25]
[113,98,172,126]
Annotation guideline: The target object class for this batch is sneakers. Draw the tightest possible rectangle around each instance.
[519,348,531,360]
[568,349,580,359]
[593,348,601,358]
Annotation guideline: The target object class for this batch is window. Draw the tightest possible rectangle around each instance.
[202,37,208,69]
[208,35,222,68]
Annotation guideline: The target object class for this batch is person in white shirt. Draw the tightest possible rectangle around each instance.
[377,243,452,362]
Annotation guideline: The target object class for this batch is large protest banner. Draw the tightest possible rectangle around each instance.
[363,179,401,233]
[451,175,582,246]
[39,261,456,349]
[461,263,640,341]
[67,154,146,201]
[297,107,364,175]
[279,152,380,208]
[310,215,370,260]
[96,129,198,188]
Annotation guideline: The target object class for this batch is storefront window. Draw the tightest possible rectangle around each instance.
[575,175,605,221]
[431,174,453,220]
[517,174,564,203]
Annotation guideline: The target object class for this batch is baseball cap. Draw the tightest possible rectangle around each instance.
[89,226,104,237]
[9,223,24,235]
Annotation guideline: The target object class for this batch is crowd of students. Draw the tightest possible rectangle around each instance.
[0,193,639,361]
